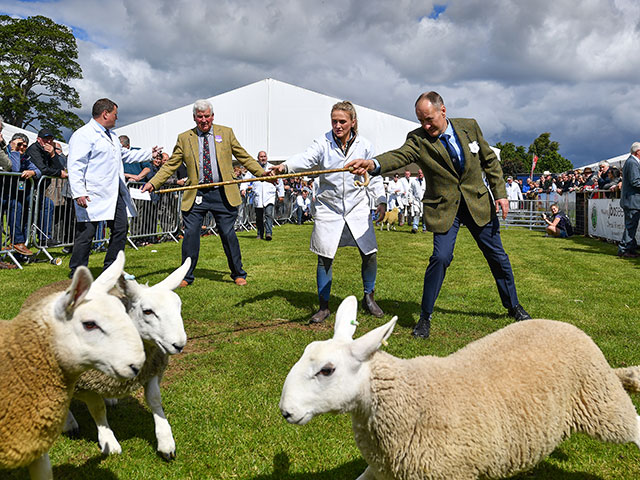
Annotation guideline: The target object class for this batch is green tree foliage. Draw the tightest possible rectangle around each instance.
[0,15,83,137]
[527,132,573,174]
[495,141,528,177]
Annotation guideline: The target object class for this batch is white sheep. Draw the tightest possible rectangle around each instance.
[0,252,145,480]
[280,296,640,480]
[62,258,190,460]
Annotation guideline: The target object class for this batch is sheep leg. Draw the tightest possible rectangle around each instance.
[28,452,52,480]
[355,466,377,480]
[76,390,122,455]
[636,416,640,449]
[144,374,176,460]
[62,410,80,436]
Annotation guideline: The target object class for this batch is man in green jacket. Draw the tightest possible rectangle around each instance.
[347,91,530,338]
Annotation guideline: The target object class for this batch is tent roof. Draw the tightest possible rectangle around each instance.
[115,78,420,162]
[581,152,628,171]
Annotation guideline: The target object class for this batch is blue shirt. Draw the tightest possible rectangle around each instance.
[440,121,465,171]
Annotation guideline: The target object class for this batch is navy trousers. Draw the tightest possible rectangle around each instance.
[69,191,128,275]
[420,199,519,319]
[181,188,246,284]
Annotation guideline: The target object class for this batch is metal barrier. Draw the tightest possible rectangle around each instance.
[1,172,36,268]
[126,181,182,247]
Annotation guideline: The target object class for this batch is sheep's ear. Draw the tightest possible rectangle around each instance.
[156,257,191,291]
[92,250,125,293]
[350,316,397,362]
[333,296,359,341]
[55,267,94,318]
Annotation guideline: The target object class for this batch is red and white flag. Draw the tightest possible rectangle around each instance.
[530,155,538,179]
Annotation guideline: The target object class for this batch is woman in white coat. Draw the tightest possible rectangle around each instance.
[271,101,387,323]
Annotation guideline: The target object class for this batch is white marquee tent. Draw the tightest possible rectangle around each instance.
[115,78,420,163]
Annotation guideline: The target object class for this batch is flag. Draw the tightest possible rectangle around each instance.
[530,155,538,179]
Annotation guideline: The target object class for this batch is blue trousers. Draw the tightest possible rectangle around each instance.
[618,208,640,254]
[421,200,519,319]
[181,188,245,284]
[317,250,377,302]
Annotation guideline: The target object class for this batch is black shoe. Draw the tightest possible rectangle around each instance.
[619,251,639,258]
[265,235,272,241]
[411,229,417,234]
[508,304,532,321]
[412,315,431,339]
[363,291,384,318]
[68,269,75,279]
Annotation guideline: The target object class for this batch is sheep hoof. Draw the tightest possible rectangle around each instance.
[100,438,122,455]
[159,449,176,461]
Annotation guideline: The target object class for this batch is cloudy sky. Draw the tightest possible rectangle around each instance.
[2,0,640,167]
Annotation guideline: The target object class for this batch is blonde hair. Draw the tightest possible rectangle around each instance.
[331,101,358,135]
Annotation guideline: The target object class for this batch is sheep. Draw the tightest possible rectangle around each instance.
[60,258,191,460]
[0,251,145,480]
[378,207,398,231]
[280,296,640,480]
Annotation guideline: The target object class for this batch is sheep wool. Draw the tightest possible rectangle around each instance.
[351,319,640,480]
[0,298,74,469]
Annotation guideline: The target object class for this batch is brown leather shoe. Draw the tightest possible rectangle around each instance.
[0,261,17,270]
[178,280,191,288]
[310,299,330,324]
[13,243,34,256]
[234,277,247,286]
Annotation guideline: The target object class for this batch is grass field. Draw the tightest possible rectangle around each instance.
[2,222,640,479]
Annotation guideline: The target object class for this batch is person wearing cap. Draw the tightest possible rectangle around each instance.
[25,128,67,246]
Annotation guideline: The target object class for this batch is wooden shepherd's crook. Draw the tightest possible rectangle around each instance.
[154,166,370,194]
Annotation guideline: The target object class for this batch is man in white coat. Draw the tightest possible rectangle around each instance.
[241,151,284,240]
[505,176,523,210]
[67,98,159,277]
[409,169,426,233]
[398,169,412,225]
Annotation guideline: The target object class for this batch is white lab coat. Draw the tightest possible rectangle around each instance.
[505,181,523,210]
[68,118,152,222]
[399,177,411,210]
[387,178,405,209]
[409,176,426,217]
[284,132,385,259]
[241,162,284,207]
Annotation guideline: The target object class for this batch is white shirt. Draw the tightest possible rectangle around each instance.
[241,162,284,207]
[68,118,153,222]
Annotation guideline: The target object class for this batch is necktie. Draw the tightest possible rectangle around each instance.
[105,129,112,139]
[440,134,461,173]
[202,133,213,184]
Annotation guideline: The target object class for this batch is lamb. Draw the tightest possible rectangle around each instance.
[62,258,191,460]
[0,252,145,480]
[280,296,640,480]
[23,259,191,460]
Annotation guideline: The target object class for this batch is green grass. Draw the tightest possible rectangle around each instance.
[2,223,640,479]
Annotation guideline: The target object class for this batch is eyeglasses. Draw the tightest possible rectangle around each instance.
[15,142,26,148]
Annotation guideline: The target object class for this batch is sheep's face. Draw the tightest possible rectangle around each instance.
[117,258,190,355]
[51,265,145,380]
[126,282,187,355]
[280,296,397,425]
[280,338,369,424]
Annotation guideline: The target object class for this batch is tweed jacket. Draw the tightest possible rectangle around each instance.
[150,124,264,211]
[376,118,507,233]
[620,154,640,211]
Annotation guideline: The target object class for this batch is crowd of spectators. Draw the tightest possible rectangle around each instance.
[518,161,622,200]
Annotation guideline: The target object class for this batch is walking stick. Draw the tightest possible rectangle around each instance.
[154,166,369,194]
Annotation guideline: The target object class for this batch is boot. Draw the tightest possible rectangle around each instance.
[412,315,431,339]
[363,291,384,318]
[310,298,330,324]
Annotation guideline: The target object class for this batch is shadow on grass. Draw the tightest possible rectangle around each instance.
[249,451,603,480]
[64,396,159,458]
[133,266,230,284]
[249,452,367,479]
[52,455,120,480]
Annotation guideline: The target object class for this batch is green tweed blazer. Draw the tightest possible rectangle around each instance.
[376,118,507,233]
[150,125,264,211]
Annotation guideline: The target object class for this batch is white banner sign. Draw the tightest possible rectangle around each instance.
[587,198,640,243]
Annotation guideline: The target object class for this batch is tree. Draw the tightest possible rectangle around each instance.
[0,15,83,137]
[495,141,528,177]
[527,132,573,174]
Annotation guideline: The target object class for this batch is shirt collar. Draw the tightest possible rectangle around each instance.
[441,120,454,139]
